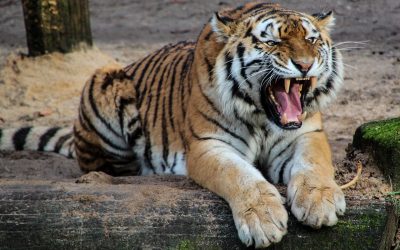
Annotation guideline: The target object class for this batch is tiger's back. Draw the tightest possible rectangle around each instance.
[74,41,196,175]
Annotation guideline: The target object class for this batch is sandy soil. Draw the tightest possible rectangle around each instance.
[0,1,399,199]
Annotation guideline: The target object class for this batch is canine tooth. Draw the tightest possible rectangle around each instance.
[284,78,290,93]
[298,111,307,122]
[310,76,317,90]
[281,113,288,125]
[299,84,303,92]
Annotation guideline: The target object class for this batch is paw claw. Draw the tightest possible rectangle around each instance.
[288,174,346,229]
[232,183,288,248]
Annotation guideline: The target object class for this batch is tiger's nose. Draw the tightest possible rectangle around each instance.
[292,59,313,74]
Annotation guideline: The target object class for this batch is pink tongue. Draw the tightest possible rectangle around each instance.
[274,83,302,122]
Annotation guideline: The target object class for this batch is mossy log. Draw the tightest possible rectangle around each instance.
[353,117,400,190]
[21,0,92,56]
[0,176,397,250]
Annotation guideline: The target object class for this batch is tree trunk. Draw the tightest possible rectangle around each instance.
[353,118,400,190]
[21,0,92,56]
[0,176,397,249]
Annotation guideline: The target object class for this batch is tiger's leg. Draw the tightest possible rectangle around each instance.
[74,64,141,175]
[187,140,288,248]
[284,130,346,228]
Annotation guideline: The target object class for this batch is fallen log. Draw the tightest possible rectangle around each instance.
[0,175,397,249]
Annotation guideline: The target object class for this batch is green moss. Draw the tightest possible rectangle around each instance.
[357,118,400,149]
[353,117,400,189]
[175,240,197,250]
[387,191,400,215]
[173,238,221,250]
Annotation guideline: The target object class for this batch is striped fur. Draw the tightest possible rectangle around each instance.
[0,3,346,248]
[0,126,74,158]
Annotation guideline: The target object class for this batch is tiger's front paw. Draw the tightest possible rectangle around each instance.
[287,173,346,228]
[231,182,288,248]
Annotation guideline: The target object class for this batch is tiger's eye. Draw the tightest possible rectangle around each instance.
[307,37,318,44]
[266,40,279,46]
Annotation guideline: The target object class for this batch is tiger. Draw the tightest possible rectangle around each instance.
[0,2,346,248]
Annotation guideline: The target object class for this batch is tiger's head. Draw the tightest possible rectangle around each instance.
[201,3,343,130]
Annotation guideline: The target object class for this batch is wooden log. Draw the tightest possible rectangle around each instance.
[0,175,397,249]
[21,0,92,56]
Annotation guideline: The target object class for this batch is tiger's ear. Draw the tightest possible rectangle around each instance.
[312,11,335,31]
[210,12,235,42]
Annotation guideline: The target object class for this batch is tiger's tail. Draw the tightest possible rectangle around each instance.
[0,126,75,158]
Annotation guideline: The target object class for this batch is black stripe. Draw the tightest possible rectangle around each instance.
[225,53,256,107]
[38,127,61,151]
[197,80,221,115]
[179,52,194,118]
[161,97,169,167]
[243,3,267,15]
[204,56,214,83]
[101,70,127,91]
[216,12,233,24]
[266,136,284,158]
[118,97,135,135]
[127,116,139,128]
[231,81,256,106]
[137,43,193,169]
[306,48,337,105]
[237,43,253,88]
[13,127,32,150]
[256,13,267,22]
[54,133,73,153]
[198,110,249,148]
[143,93,156,171]
[270,129,323,163]
[134,47,167,101]
[79,106,128,151]
[170,152,178,174]
[189,122,246,157]
[138,48,172,108]
[124,51,154,79]
[246,59,263,67]
[233,108,255,135]
[100,74,114,90]
[278,154,293,183]
[76,154,98,165]
[88,75,120,138]
[245,27,253,38]
[67,143,74,158]
[127,127,143,147]
[168,54,185,132]
[204,30,213,41]
[74,127,132,160]
[153,54,174,128]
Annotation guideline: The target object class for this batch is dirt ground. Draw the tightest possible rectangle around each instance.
[0,1,399,200]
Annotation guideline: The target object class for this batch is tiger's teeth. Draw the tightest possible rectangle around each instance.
[298,111,307,122]
[310,76,317,90]
[284,78,290,94]
[281,113,288,125]
[295,77,310,81]
[299,84,303,92]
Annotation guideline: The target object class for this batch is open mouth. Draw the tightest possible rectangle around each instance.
[262,76,317,129]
